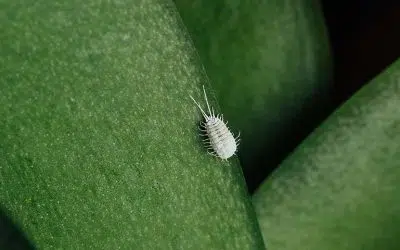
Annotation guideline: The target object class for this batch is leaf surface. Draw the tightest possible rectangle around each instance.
[0,0,264,249]
[253,59,400,250]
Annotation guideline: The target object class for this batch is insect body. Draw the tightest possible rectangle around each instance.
[190,85,240,160]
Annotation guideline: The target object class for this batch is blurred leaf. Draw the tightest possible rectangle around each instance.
[173,0,333,190]
[253,59,400,250]
[0,0,264,248]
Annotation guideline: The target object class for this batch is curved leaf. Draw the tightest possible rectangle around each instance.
[173,0,333,190]
[0,0,264,248]
[253,58,400,250]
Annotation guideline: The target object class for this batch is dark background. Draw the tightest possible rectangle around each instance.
[321,0,400,106]
[246,0,400,193]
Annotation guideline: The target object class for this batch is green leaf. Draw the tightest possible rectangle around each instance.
[0,0,264,249]
[253,58,400,250]
[173,0,332,187]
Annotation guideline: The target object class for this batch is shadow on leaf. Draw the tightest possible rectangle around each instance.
[0,207,35,250]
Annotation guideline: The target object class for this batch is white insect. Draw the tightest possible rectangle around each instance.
[190,85,240,160]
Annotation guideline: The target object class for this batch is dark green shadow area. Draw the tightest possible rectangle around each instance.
[173,0,333,192]
[0,208,35,250]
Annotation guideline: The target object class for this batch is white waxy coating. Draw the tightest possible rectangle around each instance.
[190,85,240,160]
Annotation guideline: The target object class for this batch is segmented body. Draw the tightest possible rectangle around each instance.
[190,85,240,160]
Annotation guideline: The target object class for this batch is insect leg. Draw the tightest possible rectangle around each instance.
[207,151,218,157]
[235,131,241,140]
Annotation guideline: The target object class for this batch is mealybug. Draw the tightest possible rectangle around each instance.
[190,85,240,160]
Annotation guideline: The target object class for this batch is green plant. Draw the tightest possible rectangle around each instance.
[1,0,399,249]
